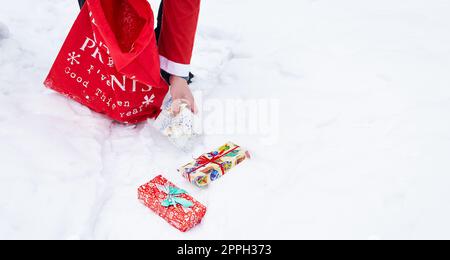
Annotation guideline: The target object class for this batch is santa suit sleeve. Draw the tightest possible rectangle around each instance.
[158,0,201,78]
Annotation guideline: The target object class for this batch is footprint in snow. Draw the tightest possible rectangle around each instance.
[0,22,10,40]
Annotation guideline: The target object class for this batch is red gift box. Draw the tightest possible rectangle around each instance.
[138,175,207,232]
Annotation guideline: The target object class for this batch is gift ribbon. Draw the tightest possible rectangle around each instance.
[187,145,241,182]
[156,184,194,208]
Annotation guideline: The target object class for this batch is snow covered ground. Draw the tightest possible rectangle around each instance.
[1,0,450,240]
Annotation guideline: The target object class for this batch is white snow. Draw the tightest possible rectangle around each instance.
[1,0,450,239]
[0,23,9,40]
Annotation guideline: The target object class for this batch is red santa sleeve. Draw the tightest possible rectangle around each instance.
[158,0,201,78]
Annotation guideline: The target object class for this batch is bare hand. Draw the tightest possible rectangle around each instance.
[169,75,197,114]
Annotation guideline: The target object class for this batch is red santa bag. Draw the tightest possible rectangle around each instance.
[44,0,169,124]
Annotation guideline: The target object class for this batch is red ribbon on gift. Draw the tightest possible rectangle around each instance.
[187,145,241,182]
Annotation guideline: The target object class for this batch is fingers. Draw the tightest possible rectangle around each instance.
[186,94,197,114]
[180,94,197,115]
[171,98,195,115]
[172,102,181,115]
[168,77,197,114]
[191,100,198,114]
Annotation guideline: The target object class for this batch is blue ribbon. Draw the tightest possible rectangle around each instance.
[157,184,194,208]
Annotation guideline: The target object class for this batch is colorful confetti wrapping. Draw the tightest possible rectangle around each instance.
[179,142,251,187]
[138,175,207,232]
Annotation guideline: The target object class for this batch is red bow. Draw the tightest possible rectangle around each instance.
[187,145,240,182]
